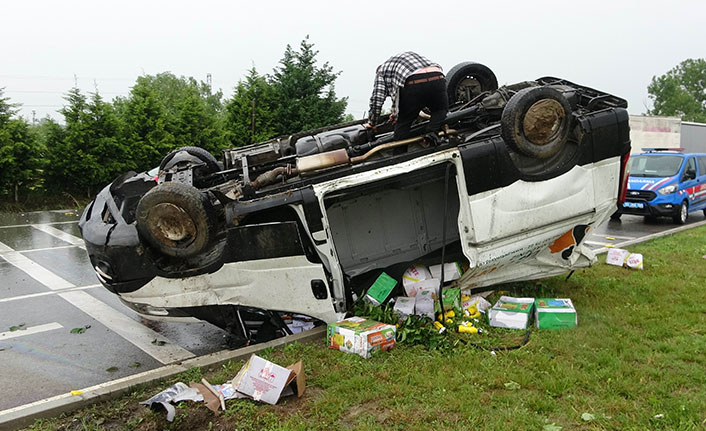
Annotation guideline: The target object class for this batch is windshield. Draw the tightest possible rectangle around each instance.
[628,155,683,178]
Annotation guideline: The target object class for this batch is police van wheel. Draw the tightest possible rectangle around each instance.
[136,182,216,258]
[673,200,688,225]
[501,87,572,159]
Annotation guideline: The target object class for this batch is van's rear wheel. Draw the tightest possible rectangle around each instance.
[445,62,498,105]
[136,182,216,258]
[501,87,572,159]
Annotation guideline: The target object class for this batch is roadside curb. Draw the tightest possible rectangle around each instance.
[593,219,706,255]
[0,326,326,431]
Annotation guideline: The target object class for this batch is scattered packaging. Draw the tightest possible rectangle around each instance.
[405,278,440,297]
[462,295,492,314]
[393,296,415,318]
[284,314,317,334]
[626,253,644,270]
[429,262,463,281]
[606,248,630,267]
[414,288,436,319]
[437,287,460,312]
[140,382,204,422]
[365,272,397,305]
[489,296,535,329]
[534,298,577,330]
[327,317,396,358]
[231,355,305,405]
[402,264,432,296]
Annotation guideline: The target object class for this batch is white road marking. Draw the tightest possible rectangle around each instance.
[589,233,636,240]
[0,285,99,303]
[2,245,77,254]
[0,220,78,230]
[0,322,63,340]
[0,242,12,253]
[0,240,194,364]
[0,247,74,290]
[58,290,194,364]
[585,240,611,247]
[31,224,85,249]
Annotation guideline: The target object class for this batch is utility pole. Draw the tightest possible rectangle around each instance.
[206,73,212,88]
[32,110,36,125]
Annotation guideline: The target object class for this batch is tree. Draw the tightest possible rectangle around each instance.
[0,89,45,201]
[51,88,131,196]
[224,68,277,146]
[269,36,348,135]
[648,58,706,122]
[117,73,226,169]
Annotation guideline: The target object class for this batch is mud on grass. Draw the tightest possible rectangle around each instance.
[25,227,706,431]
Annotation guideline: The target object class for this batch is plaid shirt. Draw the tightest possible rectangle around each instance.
[368,51,441,124]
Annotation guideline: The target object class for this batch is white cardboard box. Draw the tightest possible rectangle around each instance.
[393,296,415,317]
[404,278,440,297]
[402,264,432,294]
[489,296,535,329]
[429,262,463,281]
[606,248,630,266]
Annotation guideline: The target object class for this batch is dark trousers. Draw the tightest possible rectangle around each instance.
[394,73,449,140]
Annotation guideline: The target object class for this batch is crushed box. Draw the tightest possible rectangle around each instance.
[393,296,415,318]
[402,264,432,295]
[230,355,305,405]
[489,296,534,329]
[414,288,436,319]
[534,298,577,329]
[327,317,396,358]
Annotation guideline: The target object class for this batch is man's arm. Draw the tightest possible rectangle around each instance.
[368,73,387,126]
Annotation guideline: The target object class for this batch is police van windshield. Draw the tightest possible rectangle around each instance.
[628,155,683,178]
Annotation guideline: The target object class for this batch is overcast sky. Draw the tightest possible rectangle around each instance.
[2,0,705,123]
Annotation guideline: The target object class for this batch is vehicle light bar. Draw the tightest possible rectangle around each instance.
[641,147,685,153]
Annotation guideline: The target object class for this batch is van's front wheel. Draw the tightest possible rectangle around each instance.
[673,200,688,225]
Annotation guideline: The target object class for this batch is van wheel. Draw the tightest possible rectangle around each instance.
[445,62,498,105]
[501,87,572,159]
[136,182,216,258]
[673,200,688,224]
[610,211,622,221]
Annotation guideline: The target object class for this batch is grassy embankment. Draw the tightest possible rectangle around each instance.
[27,227,706,431]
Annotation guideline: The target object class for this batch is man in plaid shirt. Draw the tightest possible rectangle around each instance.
[366,51,448,141]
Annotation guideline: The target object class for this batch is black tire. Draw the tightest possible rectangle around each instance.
[673,200,688,225]
[159,146,220,173]
[610,211,622,221]
[136,182,216,258]
[445,62,498,105]
[501,87,572,159]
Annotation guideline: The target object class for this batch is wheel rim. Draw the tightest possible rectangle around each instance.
[148,203,197,247]
[455,76,482,103]
[522,99,566,146]
[681,203,688,222]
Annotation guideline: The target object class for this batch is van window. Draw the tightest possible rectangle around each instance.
[629,155,683,177]
[684,158,697,179]
[698,156,706,176]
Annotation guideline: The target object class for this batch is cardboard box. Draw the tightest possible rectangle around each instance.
[429,262,463,281]
[534,298,577,329]
[230,355,304,405]
[414,288,436,319]
[606,248,630,266]
[402,264,432,295]
[437,287,460,312]
[626,253,644,270]
[365,272,397,305]
[404,278,440,297]
[393,296,415,318]
[327,317,396,358]
[489,296,534,329]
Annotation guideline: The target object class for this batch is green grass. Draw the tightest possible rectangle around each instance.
[25,227,706,431]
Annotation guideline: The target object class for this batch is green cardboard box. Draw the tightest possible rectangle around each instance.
[534,298,577,329]
[434,287,460,313]
[364,272,397,305]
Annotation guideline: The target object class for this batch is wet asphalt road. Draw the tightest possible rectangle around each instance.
[0,209,704,412]
[0,210,230,412]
